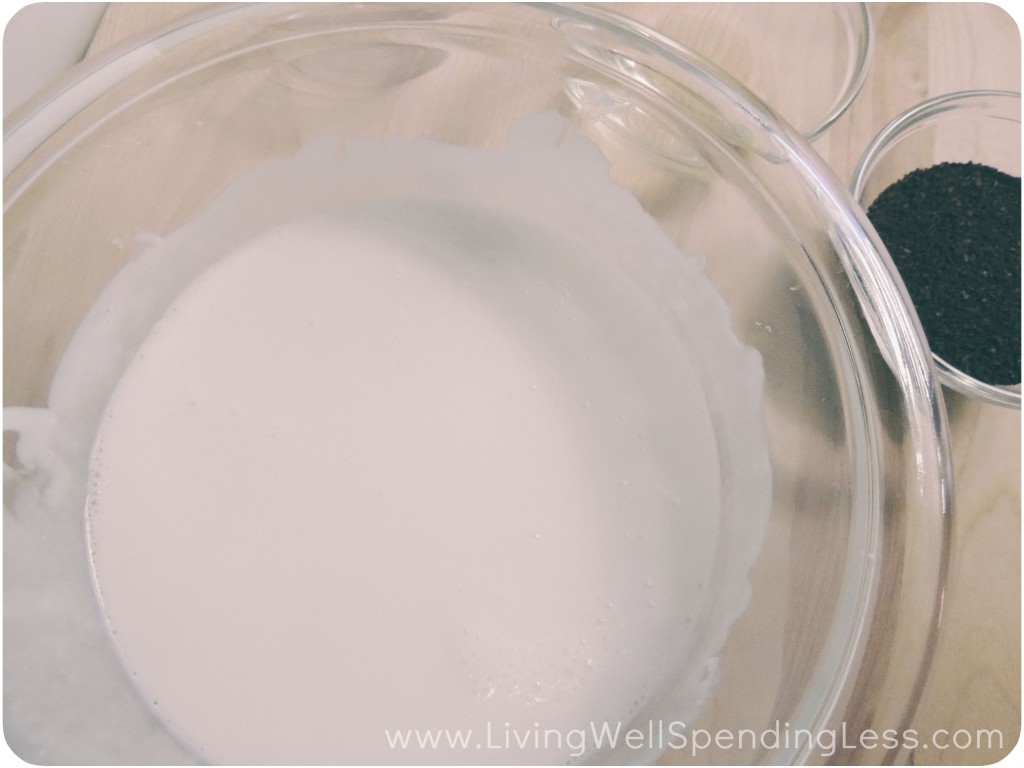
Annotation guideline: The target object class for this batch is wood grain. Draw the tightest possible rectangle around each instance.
[76,3,1024,764]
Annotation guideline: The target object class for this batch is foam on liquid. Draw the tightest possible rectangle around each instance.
[6,113,771,764]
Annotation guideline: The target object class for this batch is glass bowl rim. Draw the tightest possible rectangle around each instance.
[805,1,874,141]
[2,1,874,163]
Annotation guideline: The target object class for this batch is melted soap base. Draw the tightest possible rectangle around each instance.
[14,113,770,765]
[91,208,720,764]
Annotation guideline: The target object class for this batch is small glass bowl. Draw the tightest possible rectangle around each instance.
[613,2,873,141]
[851,90,1022,408]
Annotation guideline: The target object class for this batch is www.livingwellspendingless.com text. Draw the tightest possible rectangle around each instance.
[384,719,1005,759]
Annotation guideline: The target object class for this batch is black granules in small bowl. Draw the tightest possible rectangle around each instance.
[866,161,1021,386]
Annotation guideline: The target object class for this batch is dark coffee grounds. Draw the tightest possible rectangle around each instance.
[866,161,1021,386]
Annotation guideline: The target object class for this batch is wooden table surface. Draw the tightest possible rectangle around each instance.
[82,3,1021,765]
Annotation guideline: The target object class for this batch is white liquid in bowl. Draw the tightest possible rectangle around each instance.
[7,113,771,764]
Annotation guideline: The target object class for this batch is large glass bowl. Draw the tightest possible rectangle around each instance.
[4,4,951,765]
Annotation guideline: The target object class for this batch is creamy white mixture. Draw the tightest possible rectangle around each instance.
[5,113,771,765]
